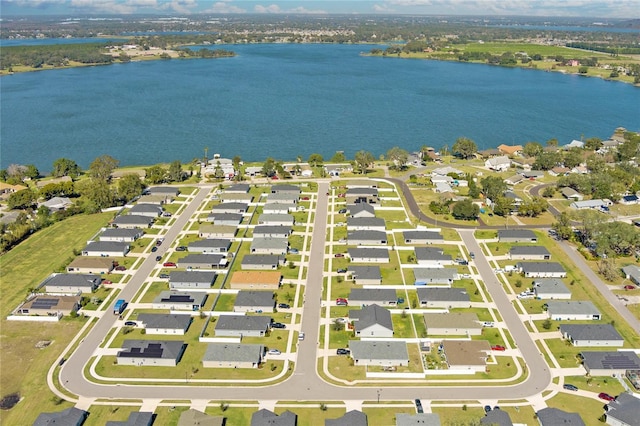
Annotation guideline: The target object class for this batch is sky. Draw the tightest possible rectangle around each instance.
[0,0,638,18]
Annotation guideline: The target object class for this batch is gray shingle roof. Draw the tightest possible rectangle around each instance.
[581,351,640,371]
[44,273,100,289]
[101,228,142,239]
[498,229,537,240]
[414,268,458,281]
[403,230,443,241]
[518,262,565,274]
[349,203,375,215]
[169,271,216,285]
[251,238,289,251]
[481,409,513,426]
[509,246,550,256]
[547,301,599,316]
[396,413,441,426]
[188,239,232,250]
[84,241,128,252]
[136,313,192,331]
[559,324,623,342]
[118,340,185,361]
[153,291,208,307]
[348,248,389,259]
[209,213,243,223]
[212,202,248,212]
[105,411,154,426]
[234,291,275,308]
[215,315,272,332]
[349,340,408,361]
[417,287,470,302]
[536,408,585,426]
[253,225,293,236]
[251,409,297,426]
[113,215,154,225]
[178,254,226,266]
[534,279,571,296]
[415,247,452,262]
[33,408,87,426]
[271,184,300,194]
[203,343,263,363]
[242,255,282,266]
[347,230,387,242]
[349,289,397,303]
[347,265,381,280]
[605,392,640,426]
[347,217,386,228]
[349,304,393,333]
[129,203,163,214]
[225,184,250,193]
[325,410,368,426]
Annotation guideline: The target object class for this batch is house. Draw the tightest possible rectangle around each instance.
[41,196,73,211]
[33,407,88,426]
[622,265,640,286]
[504,191,523,208]
[346,180,378,189]
[442,340,491,372]
[604,392,640,426]
[349,289,398,307]
[178,409,225,426]
[241,255,284,270]
[431,166,463,176]
[0,182,28,200]
[251,409,297,426]
[423,313,482,336]
[414,247,454,267]
[258,214,294,227]
[147,186,180,196]
[497,144,523,156]
[347,217,386,231]
[198,224,237,239]
[229,271,282,290]
[481,409,513,426]
[561,187,584,201]
[253,225,292,238]
[509,246,550,260]
[244,166,263,177]
[66,257,114,274]
[267,192,299,204]
[214,315,272,337]
[562,139,585,149]
[348,248,390,263]
[347,265,382,285]
[416,287,471,308]
[43,273,101,294]
[17,295,80,316]
[403,230,444,244]
[347,230,388,246]
[536,408,585,426]
[396,413,441,426]
[581,351,640,376]
[152,291,208,311]
[99,228,143,242]
[233,291,275,313]
[533,279,571,299]
[169,271,216,290]
[202,343,263,369]
[326,410,368,426]
[620,194,639,205]
[431,175,453,185]
[480,148,502,158]
[560,324,624,347]
[485,155,512,171]
[211,202,249,214]
[497,229,537,243]
[112,215,154,229]
[324,163,351,177]
[517,262,566,278]
[570,199,612,210]
[224,183,250,193]
[188,239,231,254]
[206,212,243,226]
[349,203,376,218]
[271,184,300,194]
[547,301,601,320]
[129,203,163,217]
[105,411,154,426]
[349,304,394,337]
[137,194,172,205]
[413,268,458,286]
[522,170,545,179]
[136,313,192,335]
[346,187,378,204]
[177,254,228,270]
[348,340,409,367]
[250,237,289,255]
[263,203,295,214]
[219,192,254,203]
[116,340,185,366]
[82,241,129,257]
[434,182,453,193]
[549,166,570,177]
[504,174,524,186]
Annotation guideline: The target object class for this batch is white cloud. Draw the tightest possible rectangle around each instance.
[1,0,66,7]
[70,0,137,14]
[254,4,281,13]
[203,1,246,13]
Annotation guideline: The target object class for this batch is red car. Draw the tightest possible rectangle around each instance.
[598,393,615,401]
[624,285,636,290]
[115,266,126,271]
[301,196,310,201]
[102,280,113,285]
[334,253,345,258]
[491,345,506,351]
[163,262,177,268]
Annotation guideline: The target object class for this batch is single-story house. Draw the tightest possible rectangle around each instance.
[481,409,513,426]
[348,340,409,367]
[403,230,444,244]
[214,315,272,337]
[99,228,143,242]
[33,408,88,426]
[229,271,282,290]
[105,412,154,426]
[137,194,172,205]
[177,254,228,270]
[206,212,243,226]
[549,166,570,177]
[349,203,376,218]
[346,180,377,189]
[498,144,523,156]
[561,187,584,201]
[349,304,394,338]
[622,265,640,286]
[267,192,299,204]
[348,248,390,263]
[434,182,453,193]
[82,241,129,257]
[253,225,292,238]
[347,230,388,246]
[547,301,601,320]
[423,312,482,336]
[116,340,185,366]
[169,271,216,290]
[17,295,81,316]
[442,340,491,372]
[581,351,640,376]
[533,279,571,299]
[517,262,566,278]
[416,287,471,308]
[604,392,640,426]
[522,170,545,179]
[136,313,192,335]
[559,324,624,347]
[43,273,101,294]
[497,229,537,243]
[431,166,463,176]
[347,217,386,232]
[147,186,180,196]
[244,166,263,177]
[414,247,454,267]
[112,214,154,229]
[198,224,237,239]
[620,194,639,205]
[570,199,612,210]
[233,291,275,313]
[66,257,114,274]
[178,409,225,426]
[152,291,208,311]
[241,255,284,270]
[413,268,458,286]
[258,214,294,227]
[536,408,585,426]
[250,237,288,255]
[251,409,297,426]
[485,155,511,171]
[347,265,382,285]
[224,183,250,193]
[203,343,264,369]
[348,289,398,307]
[509,246,551,260]
[128,203,163,218]
[271,184,300,194]
[219,192,254,203]
[396,413,441,426]
[188,239,231,254]
[263,203,295,214]
[326,410,368,426]
[212,202,249,214]
[345,187,378,204]
[504,174,524,186]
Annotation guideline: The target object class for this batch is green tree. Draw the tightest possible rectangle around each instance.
[618,138,639,162]
[452,137,478,159]
[262,157,276,177]
[542,186,556,198]
[308,153,324,167]
[518,196,548,217]
[167,160,184,182]
[523,142,543,158]
[386,146,409,170]
[585,155,606,173]
[492,196,514,217]
[546,138,559,147]
[584,137,603,151]
[533,151,561,170]
[452,199,479,220]
[117,173,145,202]
[145,165,166,184]
[76,179,115,211]
[563,149,583,169]
[330,151,346,162]
[7,188,36,210]
[24,164,40,179]
[88,155,119,182]
[480,175,507,202]
[594,222,640,256]
[552,212,573,240]
[354,150,374,175]
[232,155,242,180]
[52,158,81,178]
[467,175,480,199]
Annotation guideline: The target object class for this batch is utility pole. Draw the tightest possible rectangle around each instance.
[204,147,209,164]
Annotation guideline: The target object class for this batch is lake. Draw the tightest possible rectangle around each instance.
[1,43,638,171]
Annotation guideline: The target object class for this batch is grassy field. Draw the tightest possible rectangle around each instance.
[546,393,605,426]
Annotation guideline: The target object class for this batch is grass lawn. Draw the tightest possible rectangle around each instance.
[562,375,626,396]
[212,293,236,311]
[327,354,366,381]
[432,406,485,425]
[362,407,416,425]
[138,282,170,303]
[546,393,605,426]
[392,313,416,338]
[543,338,623,369]
[83,405,140,425]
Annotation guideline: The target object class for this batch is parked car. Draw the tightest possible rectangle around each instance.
[271,322,286,329]
[159,273,170,279]
[624,285,636,290]
[484,405,492,413]
[483,322,495,327]
[415,399,424,414]
[598,393,615,401]
[563,384,578,391]
[469,252,475,259]
[336,348,350,355]
[163,262,177,268]
[338,208,347,214]
[102,280,113,285]
[162,212,172,217]
[336,298,348,306]
[288,248,299,254]
[156,256,162,261]
[124,321,137,327]
[298,332,305,341]
[277,303,290,309]
[156,239,163,246]
[491,345,506,351]
[337,268,347,273]
[335,318,347,324]
[334,253,345,258]
[115,266,126,271]
[301,196,310,201]
[268,349,281,355]
[151,246,158,252]
[176,246,187,251]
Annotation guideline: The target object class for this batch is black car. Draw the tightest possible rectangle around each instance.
[338,208,347,214]
[337,268,347,273]
[176,246,187,251]
[271,322,286,329]
[159,273,170,279]
[277,303,290,309]
[156,256,162,261]
[484,405,492,413]
[414,399,424,414]
[151,246,158,252]
[336,348,350,355]
[124,321,137,327]
[563,384,578,391]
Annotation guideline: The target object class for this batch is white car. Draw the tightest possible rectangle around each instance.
[482,321,495,327]
[298,332,305,341]
[268,349,281,355]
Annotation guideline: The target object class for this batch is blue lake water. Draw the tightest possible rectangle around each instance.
[1,43,639,171]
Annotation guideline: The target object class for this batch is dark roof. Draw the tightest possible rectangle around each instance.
[347,230,387,242]
[349,304,393,332]
[251,409,297,426]
[581,351,640,371]
[188,239,232,249]
[347,217,386,228]
[348,248,389,259]
[403,230,443,241]
[129,203,163,214]
[169,271,216,284]
[347,265,381,281]
[225,184,250,193]
[33,407,88,426]
[212,202,249,211]
[118,340,184,361]
[606,392,640,426]
[415,247,451,262]
[209,213,243,222]
[113,215,154,225]
[254,225,293,235]
[325,410,368,426]
[178,254,226,265]
[234,290,275,307]
[560,324,623,342]
[536,408,585,426]
[242,255,282,266]
[105,411,154,426]
[148,186,179,195]
[215,315,272,332]
[101,228,142,238]
[518,262,565,273]
[416,287,470,302]
[481,409,513,426]
[44,273,100,289]
[497,229,537,239]
[270,184,301,193]
[349,288,397,303]
[83,241,128,252]
[136,313,192,331]
[349,203,375,215]
[509,246,550,256]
